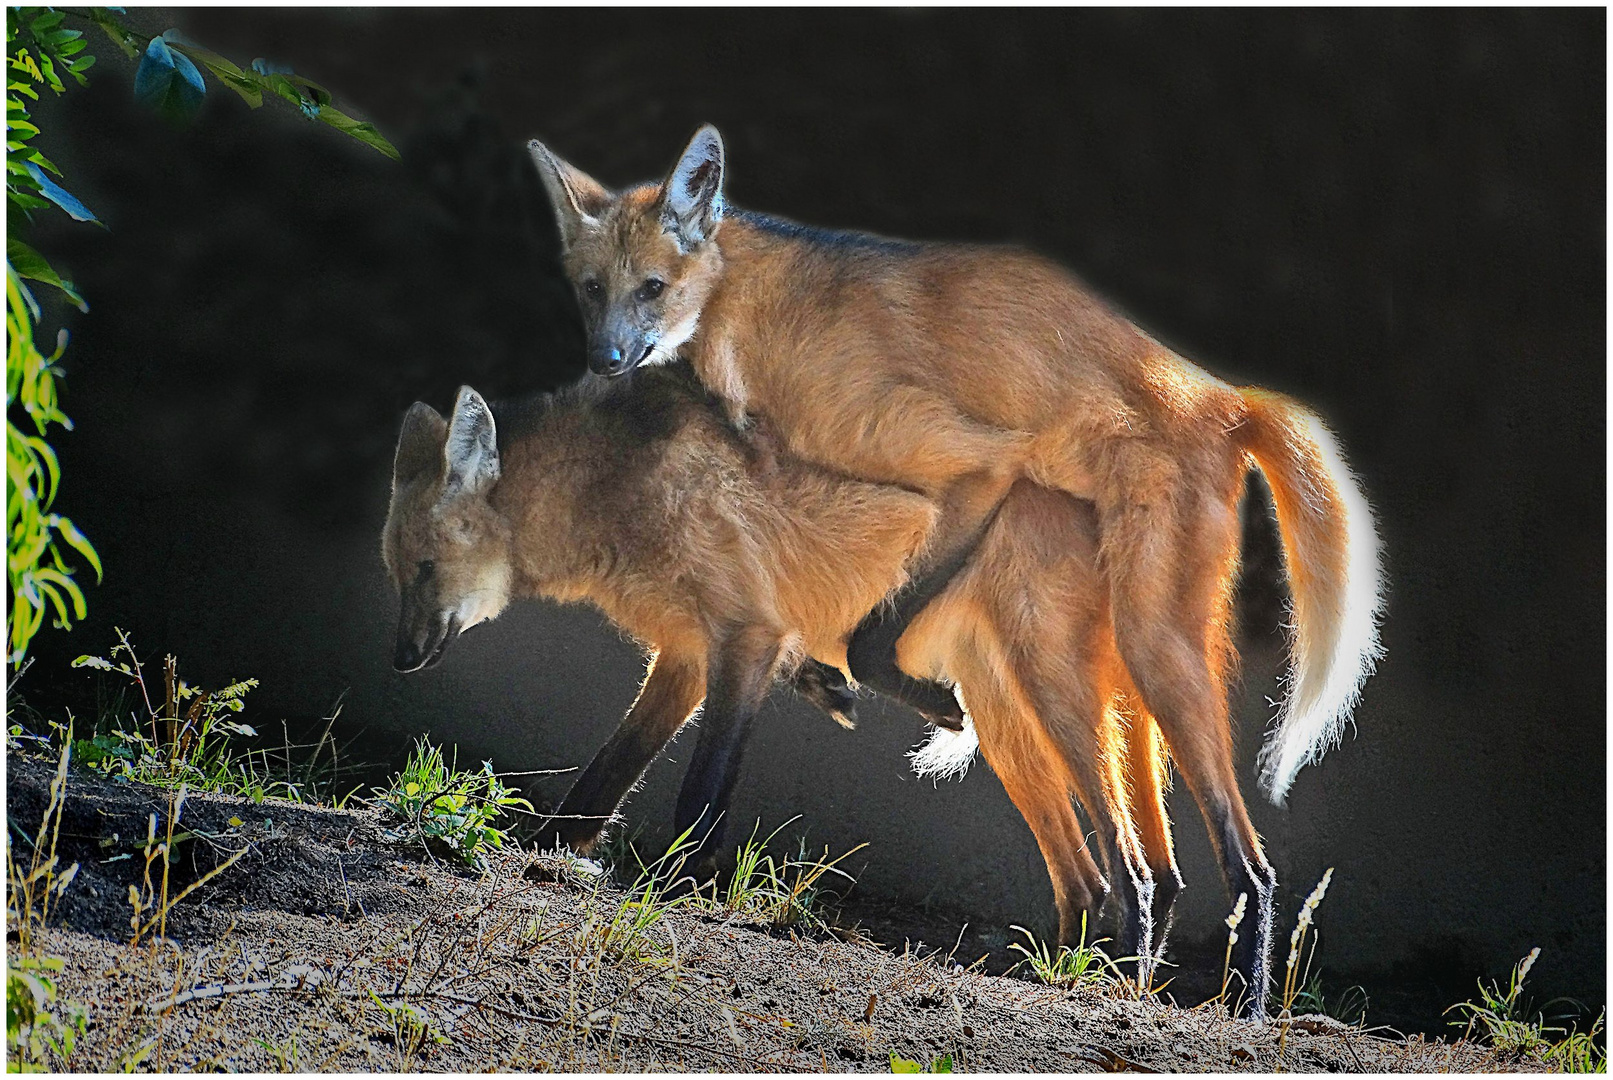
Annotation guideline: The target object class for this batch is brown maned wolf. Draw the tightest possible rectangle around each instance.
[383,366,1195,988]
[527,127,1386,1014]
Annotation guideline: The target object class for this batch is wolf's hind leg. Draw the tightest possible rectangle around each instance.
[846,469,1012,728]
[788,658,859,728]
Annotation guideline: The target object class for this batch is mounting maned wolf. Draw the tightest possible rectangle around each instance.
[527,126,1386,1014]
[383,366,1194,983]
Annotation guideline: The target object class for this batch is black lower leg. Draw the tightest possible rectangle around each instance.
[1149,871,1183,960]
[672,633,777,882]
[846,504,1005,728]
[671,710,755,884]
[788,659,858,727]
[1215,813,1277,1020]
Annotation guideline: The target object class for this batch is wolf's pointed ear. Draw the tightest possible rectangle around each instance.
[659,124,725,250]
[394,402,447,489]
[528,138,610,250]
[442,387,500,500]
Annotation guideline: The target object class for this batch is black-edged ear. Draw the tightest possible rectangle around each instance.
[659,124,725,249]
[393,402,447,489]
[441,387,500,500]
[528,138,610,250]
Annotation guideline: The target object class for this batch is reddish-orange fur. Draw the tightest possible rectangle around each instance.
[383,373,1175,945]
[527,127,1385,1013]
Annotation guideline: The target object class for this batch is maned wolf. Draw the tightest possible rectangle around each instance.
[528,127,1386,1014]
[382,366,1189,975]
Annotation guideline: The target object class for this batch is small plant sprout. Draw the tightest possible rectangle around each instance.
[371,737,534,868]
[1008,914,1130,992]
[1293,972,1370,1028]
[1446,946,1603,1067]
[1282,868,1333,1005]
[718,819,866,932]
[124,784,249,946]
[6,729,76,954]
[1214,891,1248,1012]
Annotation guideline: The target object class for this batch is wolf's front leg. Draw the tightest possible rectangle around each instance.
[531,649,706,859]
[670,625,785,884]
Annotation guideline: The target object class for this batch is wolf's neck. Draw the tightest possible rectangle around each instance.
[496,435,618,600]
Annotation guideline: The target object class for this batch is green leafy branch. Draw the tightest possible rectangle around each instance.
[4,6,397,666]
[82,9,398,159]
[6,267,99,665]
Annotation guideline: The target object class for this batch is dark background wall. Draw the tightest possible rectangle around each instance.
[18,8,1603,1032]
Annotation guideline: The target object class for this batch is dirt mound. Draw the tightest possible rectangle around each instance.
[7,753,455,941]
[9,754,1527,1072]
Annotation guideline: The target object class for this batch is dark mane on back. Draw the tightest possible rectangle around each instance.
[489,362,725,453]
[728,208,921,257]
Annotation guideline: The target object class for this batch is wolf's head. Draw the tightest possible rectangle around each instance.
[529,125,727,378]
[382,387,514,673]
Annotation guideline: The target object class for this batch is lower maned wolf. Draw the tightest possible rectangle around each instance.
[527,126,1387,1014]
[380,367,1217,976]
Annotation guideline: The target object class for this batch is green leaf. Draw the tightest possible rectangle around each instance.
[8,189,52,211]
[315,104,400,160]
[167,41,263,108]
[890,1053,922,1073]
[12,50,44,84]
[33,568,87,623]
[7,240,87,311]
[28,10,66,35]
[134,35,207,124]
[23,162,100,224]
[53,516,99,580]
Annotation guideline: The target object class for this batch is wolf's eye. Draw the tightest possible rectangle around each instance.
[582,279,603,299]
[638,277,665,301]
[417,559,435,583]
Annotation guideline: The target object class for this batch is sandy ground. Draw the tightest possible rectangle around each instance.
[9,753,1537,1072]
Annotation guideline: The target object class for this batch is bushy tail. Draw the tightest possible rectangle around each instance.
[909,687,979,781]
[1237,389,1385,803]
[909,717,978,781]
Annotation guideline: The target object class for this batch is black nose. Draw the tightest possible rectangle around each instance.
[393,641,422,673]
[589,343,633,377]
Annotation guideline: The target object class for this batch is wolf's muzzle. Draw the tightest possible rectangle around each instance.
[588,339,655,378]
[393,615,461,673]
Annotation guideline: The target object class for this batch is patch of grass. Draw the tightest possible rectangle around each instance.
[370,736,533,869]
[1448,949,1606,1070]
[585,825,704,965]
[1542,1014,1606,1074]
[715,819,865,933]
[10,629,360,807]
[5,735,86,1071]
[1292,971,1369,1027]
[1007,914,1128,992]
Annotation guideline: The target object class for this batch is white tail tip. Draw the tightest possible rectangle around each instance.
[909,714,978,782]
